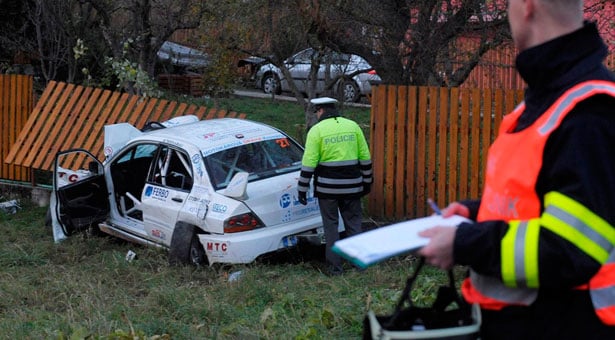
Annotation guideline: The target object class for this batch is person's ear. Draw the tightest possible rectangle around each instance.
[524,0,535,20]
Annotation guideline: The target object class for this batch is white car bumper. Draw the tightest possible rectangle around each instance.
[198,214,324,264]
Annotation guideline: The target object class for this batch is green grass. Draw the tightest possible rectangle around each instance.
[0,200,466,339]
[168,94,372,144]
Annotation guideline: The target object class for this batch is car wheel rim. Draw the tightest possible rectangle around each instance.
[263,77,277,94]
[343,84,357,102]
[190,247,203,265]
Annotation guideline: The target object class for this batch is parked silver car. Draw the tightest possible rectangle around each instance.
[254,48,381,103]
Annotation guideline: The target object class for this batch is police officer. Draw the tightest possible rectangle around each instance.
[297,97,372,276]
[418,0,615,338]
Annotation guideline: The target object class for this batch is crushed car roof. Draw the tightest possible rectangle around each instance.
[134,118,288,156]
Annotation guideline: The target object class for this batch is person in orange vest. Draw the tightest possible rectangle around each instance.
[418,0,615,338]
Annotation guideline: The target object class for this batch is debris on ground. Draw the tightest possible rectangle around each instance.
[0,199,21,215]
[125,250,137,262]
[228,270,243,282]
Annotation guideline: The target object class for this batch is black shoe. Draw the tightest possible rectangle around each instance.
[354,265,366,273]
[327,265,344,276]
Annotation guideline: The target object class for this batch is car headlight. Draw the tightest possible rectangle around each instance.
[224,212,264,233]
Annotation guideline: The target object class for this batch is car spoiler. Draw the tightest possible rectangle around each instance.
[103,115,199,160]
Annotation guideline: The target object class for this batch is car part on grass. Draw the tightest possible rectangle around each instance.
[0,199,21,214]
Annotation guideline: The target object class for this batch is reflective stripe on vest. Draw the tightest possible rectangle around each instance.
[543,191,615,325]
[542,191,615,264]
[501,220,540,288]
[465,81,615,320]
[592,260,615,324]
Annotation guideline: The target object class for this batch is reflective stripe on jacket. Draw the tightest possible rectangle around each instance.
[463,80,615,325]
[298,116,372,199]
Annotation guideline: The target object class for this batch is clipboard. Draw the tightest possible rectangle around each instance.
[332,215,470,269]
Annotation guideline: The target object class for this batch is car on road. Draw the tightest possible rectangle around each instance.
[49,116,334,266]
[254,48,381,103]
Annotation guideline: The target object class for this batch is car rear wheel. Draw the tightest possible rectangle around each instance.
[262,73,281,95]
[169,222,207,266]
[340,80,360,103]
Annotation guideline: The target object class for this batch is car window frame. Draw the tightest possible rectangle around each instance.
[148,144,194,192]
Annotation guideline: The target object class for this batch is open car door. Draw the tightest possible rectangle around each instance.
[52,149,109,238]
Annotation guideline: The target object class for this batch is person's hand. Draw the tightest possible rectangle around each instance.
[441,202,470,218]
[363,183,371,195]
[298,191,307,205]
[417,226,457,270]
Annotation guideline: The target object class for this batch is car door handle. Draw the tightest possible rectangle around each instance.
[172,197,183,203]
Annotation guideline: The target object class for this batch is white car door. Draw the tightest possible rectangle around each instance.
[141,145,192,245]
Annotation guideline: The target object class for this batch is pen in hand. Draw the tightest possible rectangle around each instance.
[427,198,442,215]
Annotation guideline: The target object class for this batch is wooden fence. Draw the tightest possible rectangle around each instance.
[367,85,524,220]
[0,75,535,222]
[0,75,33,183]
[3,78,245,186]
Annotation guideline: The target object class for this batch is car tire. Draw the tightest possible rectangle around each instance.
[169,222,207,266]
[340,80,360,103]
[262,73,281,95]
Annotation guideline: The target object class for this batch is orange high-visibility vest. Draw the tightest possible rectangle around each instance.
[463,80,615,325]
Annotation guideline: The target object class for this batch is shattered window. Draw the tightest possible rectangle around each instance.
[204,138,303,190]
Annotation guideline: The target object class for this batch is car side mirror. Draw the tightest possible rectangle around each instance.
[223,172,249,200]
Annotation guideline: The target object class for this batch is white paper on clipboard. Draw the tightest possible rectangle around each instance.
[332,214,471,268]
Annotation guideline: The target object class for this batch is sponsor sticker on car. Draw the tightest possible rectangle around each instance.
[145,185,170,201]
[206,241,229,258]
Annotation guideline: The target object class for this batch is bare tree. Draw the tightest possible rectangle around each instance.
[303,1,507,86]
[26,0,80,82]
[79,0,207,93]
[0,0,35,68]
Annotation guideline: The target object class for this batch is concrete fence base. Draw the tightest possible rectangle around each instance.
[0,183,51,208]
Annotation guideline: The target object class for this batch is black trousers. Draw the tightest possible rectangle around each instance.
[480,288,615,339]
[318,197,363,269]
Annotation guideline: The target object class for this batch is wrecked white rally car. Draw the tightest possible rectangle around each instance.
[50,116,336,265]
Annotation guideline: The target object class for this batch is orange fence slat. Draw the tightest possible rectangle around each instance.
[394,86,408,219]
[82,90,119,153]
[90,92,131,161]
[384,87,397,218]
[130,98,153,130]
[436,87,448,210]
[46,87,105,169]
[149,99,169,124]
[469,89,482,199]
[1,76,9,179]
[368,85,387,217]
[426,87,438,216]
[404,86,417,218]
[447,87,460,205]
[27,83,79,169]
[415,87,428,216]
[16,81,68,167]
